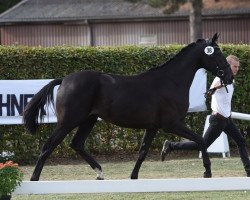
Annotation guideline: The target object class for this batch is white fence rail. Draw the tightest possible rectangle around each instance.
[14,178,250,194]
[231,112,250,121]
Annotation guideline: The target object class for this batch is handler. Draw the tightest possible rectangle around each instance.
[161,55,250,177]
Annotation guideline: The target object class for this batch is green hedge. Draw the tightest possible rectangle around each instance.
[0,44,249,163]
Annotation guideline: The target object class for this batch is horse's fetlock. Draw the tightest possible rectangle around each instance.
[95,168,104,180]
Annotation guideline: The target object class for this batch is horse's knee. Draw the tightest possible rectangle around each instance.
[41,141,53,154]
[69,138,83,151]
[41,143,48,152]
[138,150,147,161]
[237,137,247,146]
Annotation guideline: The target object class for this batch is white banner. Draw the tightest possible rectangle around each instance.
[188,68,207,112]
[0,79,58,125]
[0,70,207,124]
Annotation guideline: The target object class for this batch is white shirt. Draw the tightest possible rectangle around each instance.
[211,77,234,118]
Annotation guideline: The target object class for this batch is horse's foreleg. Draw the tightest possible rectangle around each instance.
[131,128,158,179]
[31,124,73,181]
[201,148,212,178]
[195,141,212,177]
[70,116,103,180]
[169,122,211,178]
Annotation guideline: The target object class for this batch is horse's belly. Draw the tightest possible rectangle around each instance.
[92,94,159,128]
[104,117,153,129]
[98,110,157,129]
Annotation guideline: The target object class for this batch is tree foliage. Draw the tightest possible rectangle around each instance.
[0,0,22,14]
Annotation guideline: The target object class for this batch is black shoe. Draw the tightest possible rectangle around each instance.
[161,140,172,161]
[246,171,250,177]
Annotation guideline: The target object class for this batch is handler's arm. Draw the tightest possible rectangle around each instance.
[204,78,225,98]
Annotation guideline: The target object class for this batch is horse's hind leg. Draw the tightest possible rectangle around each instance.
[70,115,103,180]
[31,124,74,181]
[169,122,212,178]
[131,128,158,179]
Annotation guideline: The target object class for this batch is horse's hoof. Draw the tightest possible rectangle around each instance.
[203,172,212,178]
[30,177,39,181]
[130,173,138,179]
[130,174,138,179]
[94,168,104,180]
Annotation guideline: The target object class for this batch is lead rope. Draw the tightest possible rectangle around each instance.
[220,79,229,93]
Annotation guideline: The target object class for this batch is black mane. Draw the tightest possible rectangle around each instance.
[148,42,198,71]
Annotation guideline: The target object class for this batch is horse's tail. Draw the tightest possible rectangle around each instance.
[23,79,63,134]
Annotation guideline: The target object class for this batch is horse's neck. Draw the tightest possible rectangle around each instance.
[160,51,200,89]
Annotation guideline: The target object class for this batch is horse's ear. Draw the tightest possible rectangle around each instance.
[211,33,220,43]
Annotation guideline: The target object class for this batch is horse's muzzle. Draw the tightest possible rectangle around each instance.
[219,67,234,85]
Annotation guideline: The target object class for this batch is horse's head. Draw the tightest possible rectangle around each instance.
[198,33,233,85]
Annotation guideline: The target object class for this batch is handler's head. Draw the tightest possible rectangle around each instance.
[226,55,240,76]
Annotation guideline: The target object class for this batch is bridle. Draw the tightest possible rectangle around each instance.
[204,43,230,93]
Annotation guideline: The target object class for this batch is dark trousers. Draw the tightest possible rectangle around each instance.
[171,115,250,172]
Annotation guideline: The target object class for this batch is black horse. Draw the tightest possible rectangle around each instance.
[23,33,233,181]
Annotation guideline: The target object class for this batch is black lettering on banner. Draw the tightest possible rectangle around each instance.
[0,94,34,116]
[22,94,34,116]
[24,94,34,106]
[11,94,23,116]
[0,94,11,116]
